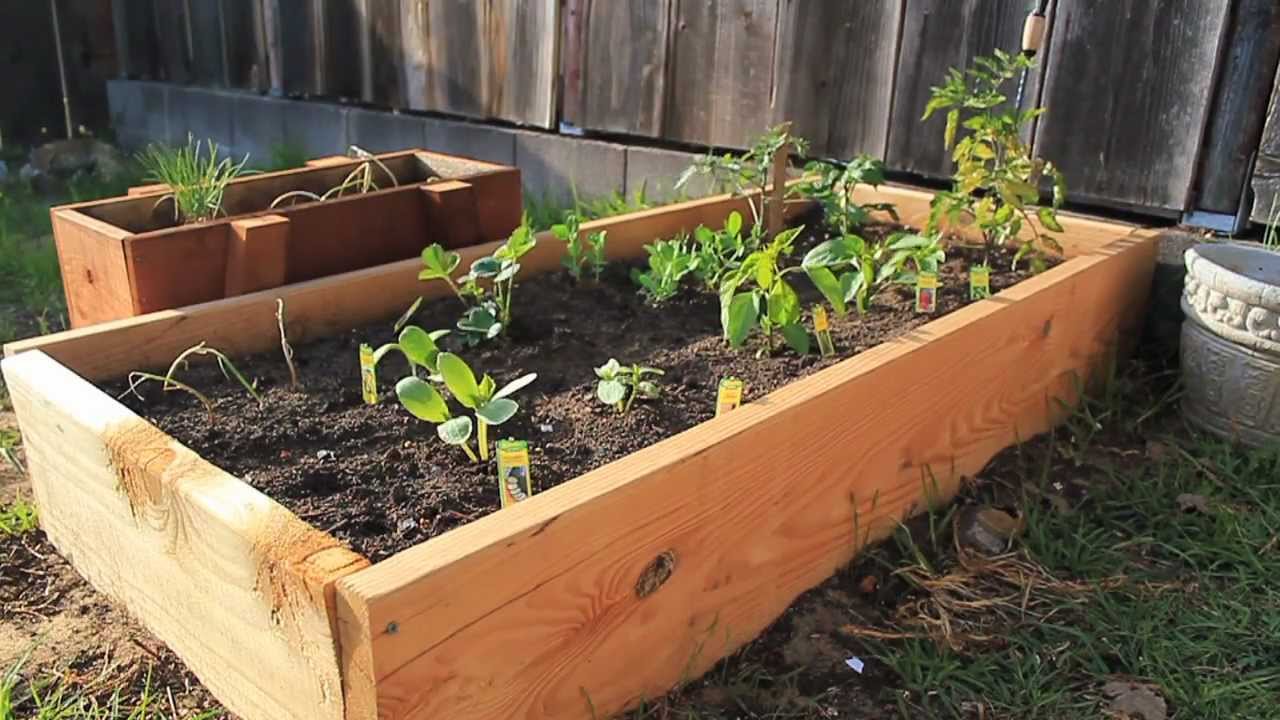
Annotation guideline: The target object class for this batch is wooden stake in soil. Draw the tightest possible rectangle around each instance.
[766,131,791,239]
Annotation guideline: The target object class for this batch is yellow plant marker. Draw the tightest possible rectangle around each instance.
[969,265,991,300]
[915,272,939,314]
[497,439,532,507]
[813,305,835,357]
[716,377,744,417]
[359,343,378,404]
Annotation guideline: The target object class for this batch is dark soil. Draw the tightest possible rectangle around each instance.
[107,227,1052,562]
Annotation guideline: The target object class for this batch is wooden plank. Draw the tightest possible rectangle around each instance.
[421,181,484,249]
[399,0,430,110]
[421,0,487,118]
[275,0,320,96]
[320,0,363,100]
[125,222,230,314]
[113,0,160,79]
[0,350,368,720]
[1253,72,1280,223]
[365,0,406,107]
[221,0,270,91]
[885,0,1041,178]
[558,0,588,128]
[225,214,290,296]
[666,0,779,148]
[772,0,903,159]
[1193,0,1280,214]
[1034,0,1231,211]
[151,0,191,84]
[185,0,226,86]
[570,0,672,137]
[334,226,1159,720]
[7,187,817,378]
[486,0,559,127]
[52,210,136,328]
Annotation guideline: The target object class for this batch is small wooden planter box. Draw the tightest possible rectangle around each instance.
[4,186,1158,720]
[52,149,522,328]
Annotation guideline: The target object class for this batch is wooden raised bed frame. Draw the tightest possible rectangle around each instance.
[3,185,1159,720]
[52,149,522,328]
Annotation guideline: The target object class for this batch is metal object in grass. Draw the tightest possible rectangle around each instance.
[1180,242,1280,447]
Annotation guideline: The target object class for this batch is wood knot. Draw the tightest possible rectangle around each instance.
[635,550,677,599]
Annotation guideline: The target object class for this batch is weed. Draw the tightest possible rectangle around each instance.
[0,497,36,536]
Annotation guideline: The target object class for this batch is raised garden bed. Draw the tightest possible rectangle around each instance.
[52,149,522,327]
[3,185,1158,720]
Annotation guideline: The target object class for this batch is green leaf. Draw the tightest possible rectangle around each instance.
[805,266,846,316]
[636,380,661,399]
[1037,207,1064,233]
[398,326,441,369]
[478,374,496,400]
[371,342,400,367]
[469,256,502,278]
[597,378,627,405]
[550,223,570,241]
[944,109,960,149]
[437,416,473,445]
[476,398,518,425]
[780,323,811,355]
[725,210,743,237]
[457,306,499,336]
[595,358,622,380]
[725,292,759,347]
[767,280,800,326]
[493,373,537,400]
[419,244,461,280]
[494,261,521,283]
[395,377,450,423]
[438,353,481,408]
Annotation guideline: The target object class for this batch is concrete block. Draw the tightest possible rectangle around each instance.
[422,117,516,165]
[231,93,288,167]
[624,146,715,202]
[167,87,236,152]
[106,79,168,150]
[280,99,350,157]
[514,132,626,206]
[347,109,429,153]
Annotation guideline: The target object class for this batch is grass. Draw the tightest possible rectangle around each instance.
[524,185,658,231]
[2,654,222,720]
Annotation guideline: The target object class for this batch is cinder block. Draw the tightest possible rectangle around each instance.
[347,109,428,153]
[167,87,236,152]
[106,79,168,150]
[624,146,715,202]
[231,93,288,167]
[280,99,350,157]
[514,132,626,206]
[422,117,516,165]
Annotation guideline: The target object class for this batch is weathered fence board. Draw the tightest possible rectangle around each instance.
[562,0,671,137]
[886,0,1042,178]
[219,0,268,91]
[666,0,779,149]
[151,0,190,84]
[1252,74,1280,223]
[186,0,225,87]
[320,0,362,101]
[1034,0,1231,212]
[113,0,159,80]
[365,0,405,107]
[772,0,903,159]
[275,0,320,96]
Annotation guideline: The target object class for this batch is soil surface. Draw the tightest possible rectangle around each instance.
[107,228,1051,562]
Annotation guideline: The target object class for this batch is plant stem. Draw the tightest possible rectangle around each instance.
[478,419,489,461]
[461,441,479,463]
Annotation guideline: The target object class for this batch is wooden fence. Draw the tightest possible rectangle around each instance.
[111,0,1280,220]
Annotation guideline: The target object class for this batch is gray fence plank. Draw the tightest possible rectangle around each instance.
[1034,0,1230,212]
[113,0,160,79]
[151,0,191,84]
[186,0,225,87]
[566,0,671,137]
[1251,75,1280,223]
[365,0,405,107]
[772,0,903,159]
[220,0,268,91]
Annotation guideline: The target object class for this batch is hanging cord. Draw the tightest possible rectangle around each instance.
[1014,0,1050,109]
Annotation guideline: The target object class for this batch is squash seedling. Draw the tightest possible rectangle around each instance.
[553,213,608,282]
[923,50,1066,271]
[632,234,698,305]
[372,325,450,377]
[595,359,663,414]
[720,226,809,356]
[395,353,536,462]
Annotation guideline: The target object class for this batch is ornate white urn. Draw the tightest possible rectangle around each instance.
[1181,243,1280,447]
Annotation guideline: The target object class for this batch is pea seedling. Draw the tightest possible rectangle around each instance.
[553,213,608,282]
[396,353,536,462]
[595,359,663,414]
[418,222,538,342]
[691,211,748,293]
[720,226,809,356]
[632,234,698,305]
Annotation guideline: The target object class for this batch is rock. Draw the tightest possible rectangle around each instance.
[1176,493,1209,514]
[957,505,1025,555]
[29,138,128,180]
[1102,680,1167,720]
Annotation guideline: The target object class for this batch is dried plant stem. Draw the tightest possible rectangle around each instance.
[276,298,299,389]
[121,371,215,423]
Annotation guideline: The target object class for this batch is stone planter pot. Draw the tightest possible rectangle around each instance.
[1181,243,1280,447]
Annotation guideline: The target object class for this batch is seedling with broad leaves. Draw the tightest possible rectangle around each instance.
[720,226,810,356]
[691,210,749,293]
[923,49,1066,271]
[595,359,663,414]
[804,232,945,316]
[373,325,450,378]
[395,353,536,462]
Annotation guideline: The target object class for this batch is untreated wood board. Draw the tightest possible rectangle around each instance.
[772,0,903,159]
[1034,0,1231,211]
[666,0,780,148]
[275,0,320,96]
[487,0,558,128]
[320,0,363,100]
[1,350,369,720]
[52,210,136,328]
[1193,0,1280,214]
[335,228,1159,720]
[566,0,672,137]
[886,0,1042,178]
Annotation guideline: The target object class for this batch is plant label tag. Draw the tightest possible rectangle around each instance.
[813,305,835,357]
[969,266,991,300]
[359,343,378,404]
[716,377,744,417]
[915,272,939,314]
[497,439,532,507]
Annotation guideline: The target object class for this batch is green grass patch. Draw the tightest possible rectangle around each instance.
[524,185,659,232]
[2,654,222,720]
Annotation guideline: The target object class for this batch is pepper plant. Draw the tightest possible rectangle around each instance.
[595,359,663,414]
[553,213,608,282]
[803,232,945,316]
[418,222,537,342]
[720,226,809,355]
[923,50,1066,271]
[395,353,536,462]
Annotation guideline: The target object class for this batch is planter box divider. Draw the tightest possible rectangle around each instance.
[4,184,1160,720]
